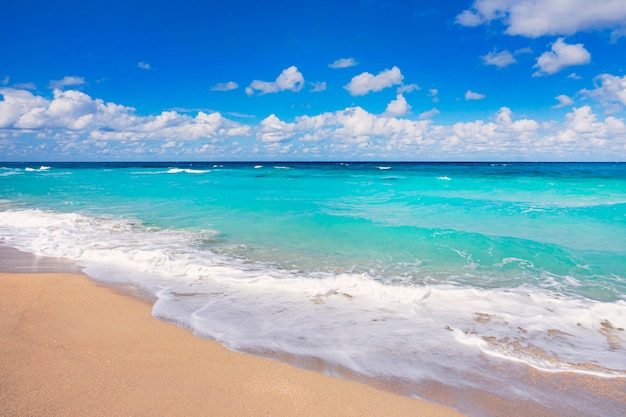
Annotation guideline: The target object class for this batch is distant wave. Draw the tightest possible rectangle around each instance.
[166,168,211,174]
[25,166,51,172]
[0,168,21,177]
[130,168,211,175]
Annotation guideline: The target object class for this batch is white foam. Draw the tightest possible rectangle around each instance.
[0,169,21,177]
[25,166,51,172]
[1,208,624,383]
[166,168,211,174]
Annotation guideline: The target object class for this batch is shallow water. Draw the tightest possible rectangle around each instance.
[1,161,625,416]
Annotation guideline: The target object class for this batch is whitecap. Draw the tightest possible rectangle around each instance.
[166,168,211,174]
[25,166,51,172]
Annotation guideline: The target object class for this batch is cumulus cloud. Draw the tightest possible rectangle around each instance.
[581,74,626,108]
[3,87,626,161]
[245,66,304,96]
[553,95,574,109]
[310,81,327,92]
[48,76,86,90]
[456,0,626,38]
[0,88,49,128]
[397,83,420,93]
[384,94,411,117]
[533,38,591,77]
[344,66,404,96]
[211,81,239,91]
[0,87,248,142]
[329,58,358,69]
[138,62,151,70]
[258,114,297,142]
[482,50,516,68]
[465,90,486,100]
[419,108,440,120]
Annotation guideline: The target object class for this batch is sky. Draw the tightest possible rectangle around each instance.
[2,0,626,161]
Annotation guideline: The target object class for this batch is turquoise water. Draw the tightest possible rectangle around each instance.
[1,162,625,415]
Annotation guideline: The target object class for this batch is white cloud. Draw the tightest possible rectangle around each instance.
[21,89,99,130]
[48,76,86,90]
[258,114,297,142]
[345,66,404,96]
[456,0,626,38]
[419,108,440,120]
[245,66,304,96]
[211,81,239,91]
[568,73,583,80]
[3,87,626,161]
[0,88,49,128]
[553,95,574,109]
[533,38,591,77]
[482,50,516,68]
[514,47,533,55]
[581,74,626,107]
[329,58,358,69]
[429,89,440,103]
[310,81,327,93]
[384,94,411,117]
[13,82,36,90]
[465,90,486,100]
[397,83,420,93]
[0,87,247,142]
[138,62,151,70]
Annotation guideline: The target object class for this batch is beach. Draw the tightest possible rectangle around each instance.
[0,248,466,417]
[2,162,626,416]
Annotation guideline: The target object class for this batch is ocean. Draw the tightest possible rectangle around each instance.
[1,162,625,416]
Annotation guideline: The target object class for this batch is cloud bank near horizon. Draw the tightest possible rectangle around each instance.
[1,83,625,161]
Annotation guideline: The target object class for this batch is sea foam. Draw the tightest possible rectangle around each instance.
[1,208,624,382]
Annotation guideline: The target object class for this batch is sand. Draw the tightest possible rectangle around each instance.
[0,271,466,417]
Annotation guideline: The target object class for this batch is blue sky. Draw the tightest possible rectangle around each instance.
[2,0,626,161]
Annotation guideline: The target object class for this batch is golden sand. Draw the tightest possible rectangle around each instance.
[0,272,466,417]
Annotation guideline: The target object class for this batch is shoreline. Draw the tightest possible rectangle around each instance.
[0,247,466,417]
[2,246,624,416]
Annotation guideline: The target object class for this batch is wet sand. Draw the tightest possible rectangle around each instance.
[1,246,624,417]
[0,265,465,416]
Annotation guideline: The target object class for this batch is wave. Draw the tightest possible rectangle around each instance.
[24,166,51,172]
[131,168,212,175]
[166,168,211,174]
[1,207,624,382]
[0,169,21,177]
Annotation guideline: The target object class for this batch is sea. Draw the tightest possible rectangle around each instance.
[1,162,625,416]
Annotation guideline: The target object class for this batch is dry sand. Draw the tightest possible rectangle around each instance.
[0,271,466,417]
